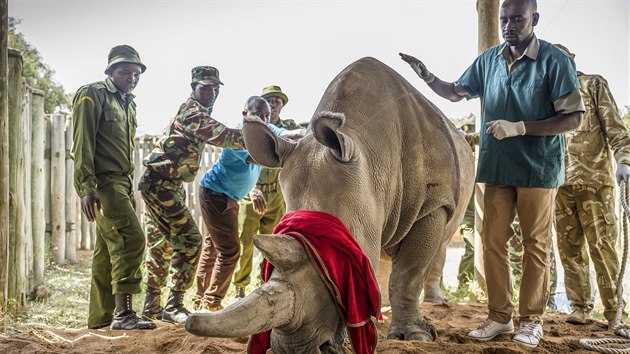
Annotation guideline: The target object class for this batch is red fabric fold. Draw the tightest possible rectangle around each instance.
[248,210,380,354]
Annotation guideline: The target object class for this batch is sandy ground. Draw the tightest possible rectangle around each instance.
[1,300,624,354]
[3,245,630,353]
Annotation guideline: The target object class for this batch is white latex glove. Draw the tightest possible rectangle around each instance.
[485,120,526,140]
[616,163,630,186]
[280,128,306,141]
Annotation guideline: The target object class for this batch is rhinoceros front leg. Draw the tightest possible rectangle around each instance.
[422,239,448,304]
[387,207,447,341]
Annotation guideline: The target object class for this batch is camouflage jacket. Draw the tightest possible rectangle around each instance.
[256,118,303,186]
[144,95,245,183]
[563,72,630,188]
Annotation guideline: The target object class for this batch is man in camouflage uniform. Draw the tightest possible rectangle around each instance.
[232,86,303,298]
[139,66,246,324]
[554,44,630,327]
[71,45,155,330]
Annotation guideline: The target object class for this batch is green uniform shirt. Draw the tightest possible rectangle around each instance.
[563,72,630,188]
[458,37,582,188]
[144,95,245,183]
[256,118,302,186]
[71,78,137,197]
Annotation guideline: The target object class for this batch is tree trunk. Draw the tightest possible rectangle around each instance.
[0,0,9,310]
[477,0,500,54]
[50,114,66,264]
[474,0,500,291]
[8,48,26,309]
[31,89,45,285]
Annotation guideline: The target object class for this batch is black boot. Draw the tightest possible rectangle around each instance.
[141,289,163,320]
[162,290,190,324]
[110,294,157,330]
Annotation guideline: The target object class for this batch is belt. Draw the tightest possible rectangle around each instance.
[256,182,278,193]
[97,171,130,177]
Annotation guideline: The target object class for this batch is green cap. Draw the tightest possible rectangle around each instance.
[261,85,288,105]
[554,43,575,59]
[104,44,146,74]
[192,66,223,85]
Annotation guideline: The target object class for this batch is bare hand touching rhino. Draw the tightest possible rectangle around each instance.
[399,52,435,83]
[249,187,267,215]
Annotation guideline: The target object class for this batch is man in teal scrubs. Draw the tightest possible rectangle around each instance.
[400,0,584,348]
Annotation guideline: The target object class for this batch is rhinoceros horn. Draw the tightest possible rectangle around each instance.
[185,234,309,337]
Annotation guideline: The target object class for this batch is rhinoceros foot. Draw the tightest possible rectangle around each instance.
[386,317,437,342]
[422,291,449,304]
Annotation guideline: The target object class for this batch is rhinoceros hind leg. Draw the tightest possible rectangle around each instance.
[422,238,449,304]
[386,317,437,342]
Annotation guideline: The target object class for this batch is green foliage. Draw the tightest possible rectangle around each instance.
[8,17,70,114]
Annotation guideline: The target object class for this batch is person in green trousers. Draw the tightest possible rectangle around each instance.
[71,45,155,330]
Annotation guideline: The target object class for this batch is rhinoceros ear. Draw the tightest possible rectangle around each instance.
[311,111,357,163]
[254,234,309,273]
[243,120,296,168]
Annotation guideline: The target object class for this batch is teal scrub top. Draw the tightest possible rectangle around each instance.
[458,39,580,188]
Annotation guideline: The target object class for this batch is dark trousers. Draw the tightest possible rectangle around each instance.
[195,186,241,306]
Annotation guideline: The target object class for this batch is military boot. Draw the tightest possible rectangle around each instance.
[141,288,163,320]
[111,294,157,330]
[162,290,190,324]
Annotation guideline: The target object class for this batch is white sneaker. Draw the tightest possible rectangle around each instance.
[513,321,543,348]
[468,318,514,341]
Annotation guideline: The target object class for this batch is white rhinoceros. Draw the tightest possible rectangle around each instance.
[186,57,475,353]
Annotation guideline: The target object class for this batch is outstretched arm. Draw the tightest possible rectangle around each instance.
[400,52,464,102]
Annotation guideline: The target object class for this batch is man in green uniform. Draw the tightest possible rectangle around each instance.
[139,66,247,324]
[554,44,630,328]
[232,86,303,298]
[72,44,156,330]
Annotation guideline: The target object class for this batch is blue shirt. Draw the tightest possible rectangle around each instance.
[458,39,581,188]
[200,124,285,201]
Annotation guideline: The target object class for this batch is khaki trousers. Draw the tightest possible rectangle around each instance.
[482,184,556,324]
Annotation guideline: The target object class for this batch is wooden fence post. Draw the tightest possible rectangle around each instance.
[22,86,32,292]
[50,114,66,264]
[64,116,76,263]
[30,89,45,285]
[44,115,51,257]
[8,49,26,308]
[0,0,9,309]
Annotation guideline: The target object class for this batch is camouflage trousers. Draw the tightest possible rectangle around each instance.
[233,190,286,288]
[139,170,202,292]
[556,184,625,321]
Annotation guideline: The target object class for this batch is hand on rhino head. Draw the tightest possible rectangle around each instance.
[186,234,345,354]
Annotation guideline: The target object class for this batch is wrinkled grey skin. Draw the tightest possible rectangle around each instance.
[186,57,475,353]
